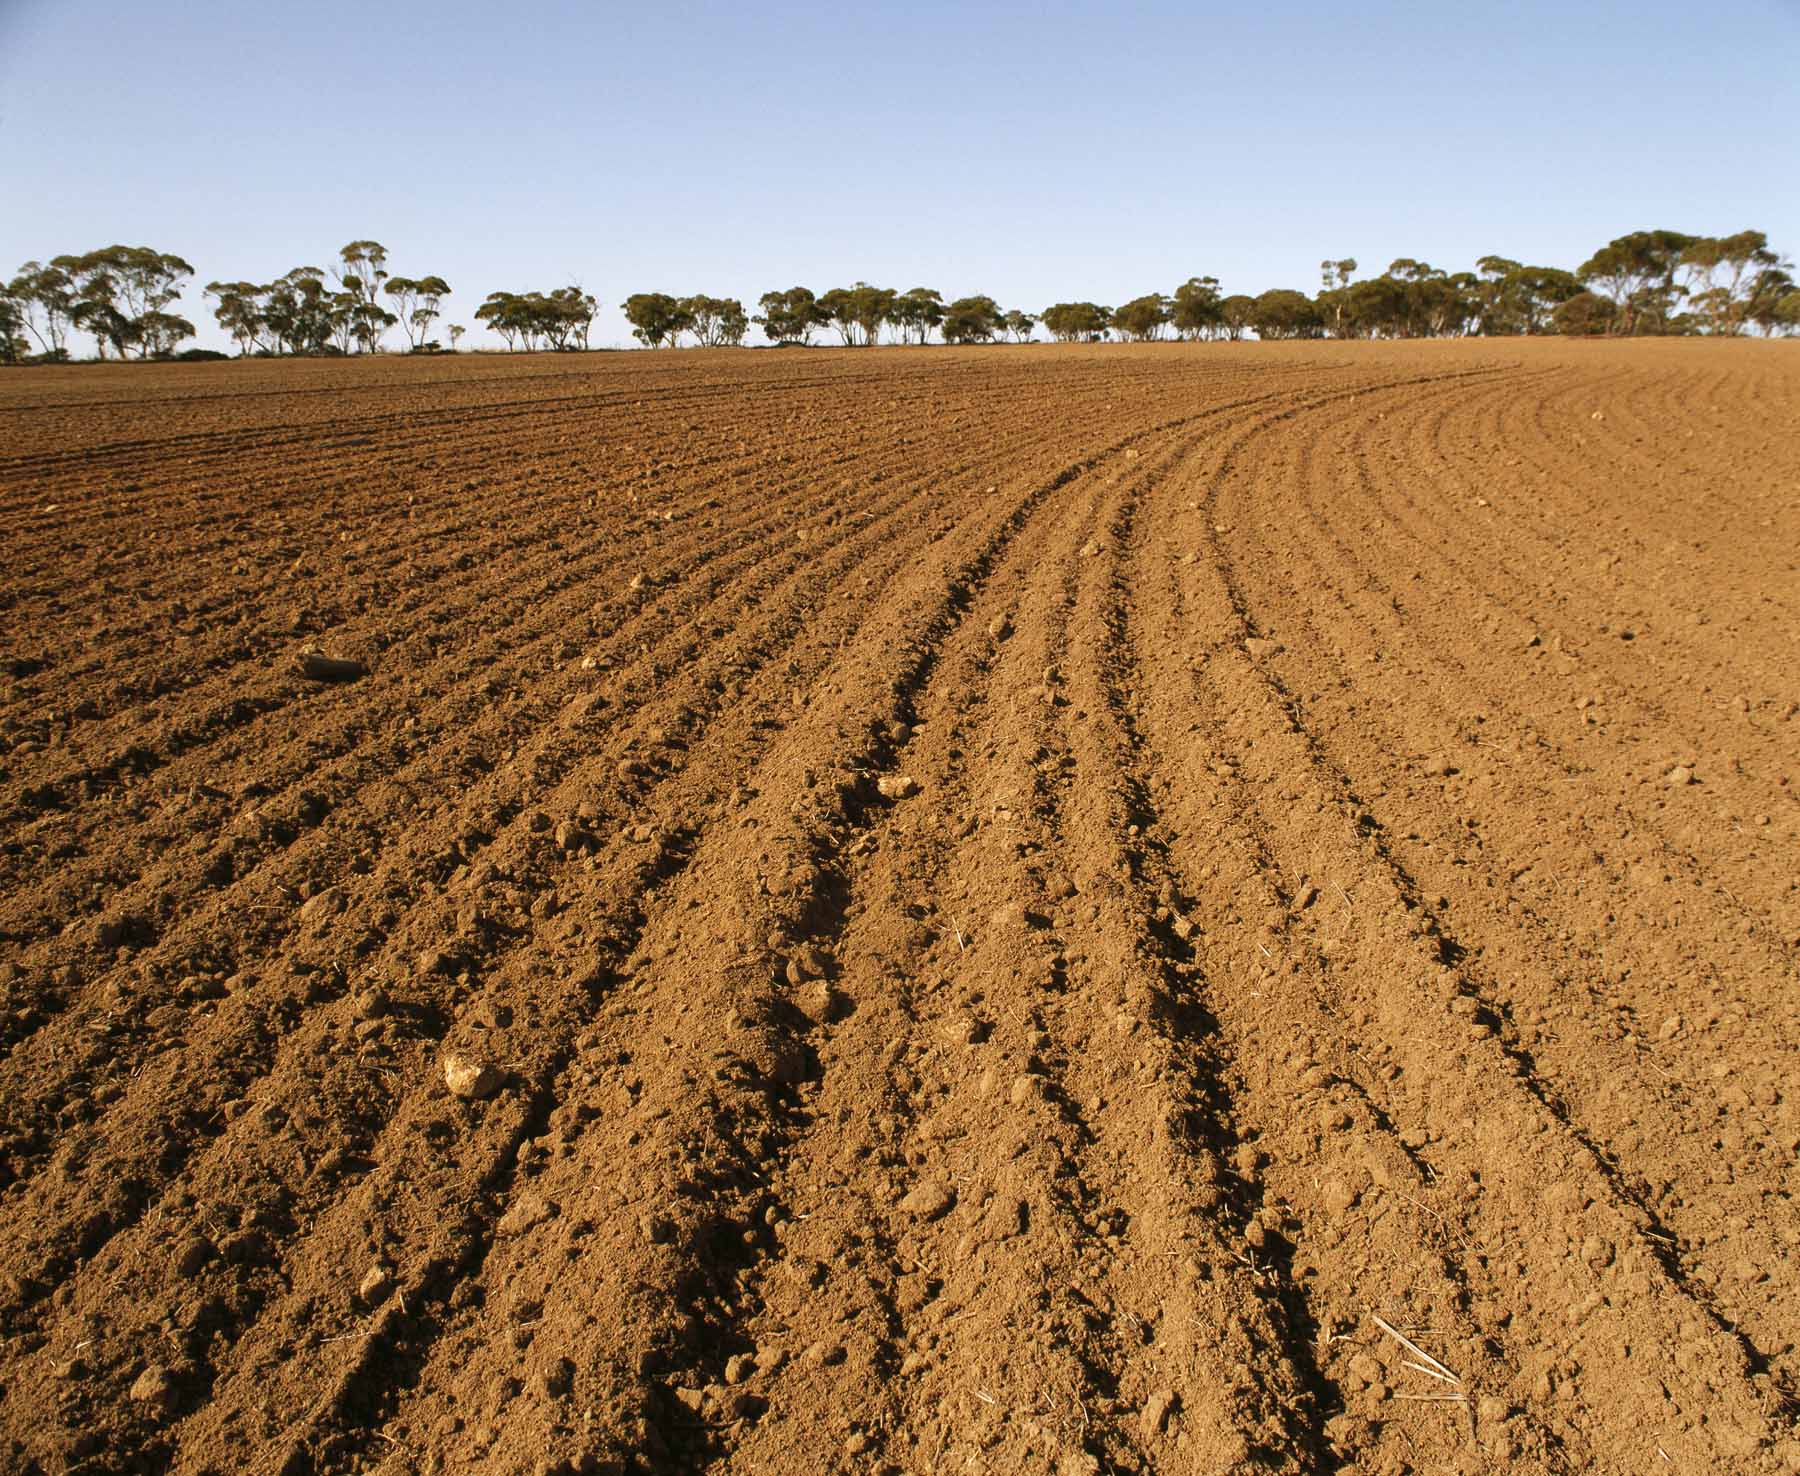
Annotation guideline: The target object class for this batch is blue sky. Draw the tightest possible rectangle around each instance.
[2,0,1795,350]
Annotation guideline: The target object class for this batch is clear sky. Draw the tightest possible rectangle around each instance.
[2,0,1796,350]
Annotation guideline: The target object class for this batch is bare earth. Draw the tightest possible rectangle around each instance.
[0,340,1796,1476]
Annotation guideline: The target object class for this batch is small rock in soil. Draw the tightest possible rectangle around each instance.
[1244,637,1284,660]
[987,614,1012,640]
[129,1363,177,1412]
[352,986,389,1021]
[443,1052,501,1100]
[294,649,367,682]
[1140,1388,1177,1438]
[877,774,919,800]
[554,820,596,853]
[359,1264,394,1305]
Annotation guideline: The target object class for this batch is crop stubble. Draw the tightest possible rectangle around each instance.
[0,340,1796,1475]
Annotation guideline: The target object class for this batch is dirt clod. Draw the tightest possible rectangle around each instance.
[899,1180,955,1221]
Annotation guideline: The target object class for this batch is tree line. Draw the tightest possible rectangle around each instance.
[3,229,1796,363]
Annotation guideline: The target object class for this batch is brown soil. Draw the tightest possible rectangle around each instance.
[0,340,1796,1476]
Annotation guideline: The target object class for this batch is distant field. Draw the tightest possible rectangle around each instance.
[1,340,1797,1475]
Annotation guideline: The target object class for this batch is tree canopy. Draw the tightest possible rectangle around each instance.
[5,222,1797,363]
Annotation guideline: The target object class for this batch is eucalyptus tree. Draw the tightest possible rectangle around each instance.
[1578,230,1694,335]
[1171,276,1223,339]
[1001,309,1037,342]
[385,274,452,349]
[8,260,77,357]
[267,268,336,354]
[205,280,269,354]
[681,294,749,347]
[1553,292,1617,335]
[888,287,944,344]
[1040,302,1110,341]
[550,286,599,348]
[1315,259,1357,337]
[940,295,1003,343]
[476,292,524,350]
[1248,288,1321,339]
[621,292,690,347]
[817,283,893,345]
[1111,293,1172,341]
[0,287,26,363]
[56,246,195,357]
[479,290,597,350]
[714,297,749,346]
[1770,289,1800,334]
[328,241,396,350]
[754,287,827,345]
[1341,275,1406,337]
[1218,296,1255,340]
[1473,258,1581,335]
[335,240,388,305]
[1680,231,1784,335]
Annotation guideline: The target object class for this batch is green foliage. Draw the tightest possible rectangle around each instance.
[1040,302,1110,342]
[328,242,395,352]
[1001,309,1037,343]
[1249,288,1321,340]
[888,287,945,345]
[386,275,452,350]
[1171,277,1224,339]
[480,289,598,350]
[620,292,691,348]
[1553,291,1618,336]
[754,287,827,345]
[940,295,1003,344]
[8,261,77,356]
[1111,294,1172,341]
[0,286,26,364]
[1577,230,1695,335]
[1470,263,1581,335]
[817,283,895,345]
[51,246,196,358]
[1680,231,1787,336]
[681,295,749,347]
[13,223,1798,362]
[1218,295,1255,340]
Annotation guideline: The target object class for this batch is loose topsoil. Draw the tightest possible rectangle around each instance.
[0,340,1796,1475]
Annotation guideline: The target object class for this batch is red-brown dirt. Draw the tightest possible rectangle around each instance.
[0,340,1796,1476]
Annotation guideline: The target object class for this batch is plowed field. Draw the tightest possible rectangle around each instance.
[1,340,1796,1476]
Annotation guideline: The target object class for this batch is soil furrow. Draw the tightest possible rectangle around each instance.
[3,341,1793,1476]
